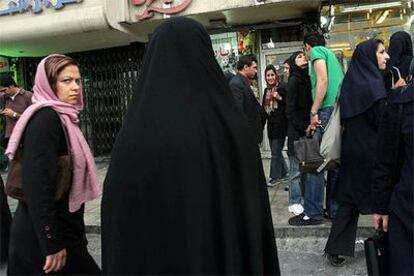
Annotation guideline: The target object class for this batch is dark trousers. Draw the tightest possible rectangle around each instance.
[326,169,339,218]
[324,203,359,257]
[388,212,414,276]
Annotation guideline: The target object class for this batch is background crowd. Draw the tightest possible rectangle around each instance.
[0,17,412,275]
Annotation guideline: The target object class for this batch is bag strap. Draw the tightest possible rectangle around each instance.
[391,67,403,89]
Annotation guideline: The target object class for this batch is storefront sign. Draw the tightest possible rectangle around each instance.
[0,0,82,16]
[131,0,192,21]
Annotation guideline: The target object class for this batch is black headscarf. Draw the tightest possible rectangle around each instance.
[340,39,387,119]
[288,51,310,87]
[101,17,280,275]
[394,57,414,104]
[386,31,413,78]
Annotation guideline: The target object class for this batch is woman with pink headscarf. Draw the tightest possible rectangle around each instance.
[6,54,101,275]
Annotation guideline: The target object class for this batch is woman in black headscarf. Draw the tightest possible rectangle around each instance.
[385,31,413,91]
[373,67,413,275]
[285,51,312,215]
[101,17,280,275]
[324,39,390,265]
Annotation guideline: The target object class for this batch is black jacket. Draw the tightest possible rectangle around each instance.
[373,90,413,232]
[0,177,11,264]
[12,108,87,256]
[229,73,265,144]
[261,84,288,140]
[285,75,313,155]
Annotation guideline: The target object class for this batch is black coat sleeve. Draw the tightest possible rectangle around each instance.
[22,108,65,256]
[261,90,269,126]
[286,78,307,133]
[372,103,401,215]
[229,80,246,115]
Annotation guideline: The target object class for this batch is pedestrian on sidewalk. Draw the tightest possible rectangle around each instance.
[384,31,413,92]
[262,64,288,187]
[101,17,280,275]
[288,32,344,226]
[372,72,413,276]
[285,51,313,216]
[6,54,101,275]
[0,75,33,172]
[229,55,266,145]
[324,38,391,266]
[0,75,33,147]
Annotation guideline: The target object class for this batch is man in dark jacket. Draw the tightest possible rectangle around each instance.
[229,55,265,144]
[0,74,33,147]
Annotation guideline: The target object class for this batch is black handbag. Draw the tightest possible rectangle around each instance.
[364,230,389,276]
[294,131,324,173]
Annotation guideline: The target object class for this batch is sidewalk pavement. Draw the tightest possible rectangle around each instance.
[3,159,374,238]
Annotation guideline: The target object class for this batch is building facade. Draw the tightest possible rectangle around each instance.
[0,0,320,156]
[2,0,412,156]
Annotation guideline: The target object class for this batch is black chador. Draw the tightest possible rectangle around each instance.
[101,17,280,275]
[325,39,388,257]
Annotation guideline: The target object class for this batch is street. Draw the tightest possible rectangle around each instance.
[86,234,367,275]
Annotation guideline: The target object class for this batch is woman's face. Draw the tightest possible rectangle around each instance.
[295,52,308,68]
[283,63,290,78]
[376,43,390,71]
[265,69,277,86]
[55,65,81,105]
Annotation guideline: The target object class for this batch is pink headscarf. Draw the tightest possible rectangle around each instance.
[6,54,101,212]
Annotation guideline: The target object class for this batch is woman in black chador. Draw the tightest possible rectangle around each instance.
[324,39,390,265]
[384,31,413,91]
[373,66,414,275]
[101,17,280,275]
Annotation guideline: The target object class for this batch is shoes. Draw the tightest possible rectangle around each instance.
[288,213,323,226]
[267,178,278,187]
[323,209,336,220]
[288,204,304,215]
[325,253,346,267]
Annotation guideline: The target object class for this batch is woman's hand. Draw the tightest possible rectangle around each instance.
[373,214,389,232]
[393,78,407,89]
[43,248,67,274]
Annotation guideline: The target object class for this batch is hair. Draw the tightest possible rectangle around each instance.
[0,74,17,87]
[291,51,305,66]
[373,38,384,50]
[44,55,79,92]
[264,64,279,85]
[236,55,258,71]
[303,32,326,47]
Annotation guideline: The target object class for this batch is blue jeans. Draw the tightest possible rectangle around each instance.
[304,106,339,220]
[288,156,303,205]
[326,169,339,218]
[269,138,288,180]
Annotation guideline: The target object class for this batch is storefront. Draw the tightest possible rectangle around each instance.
[321,0,414,68]
[0,0,320,156]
